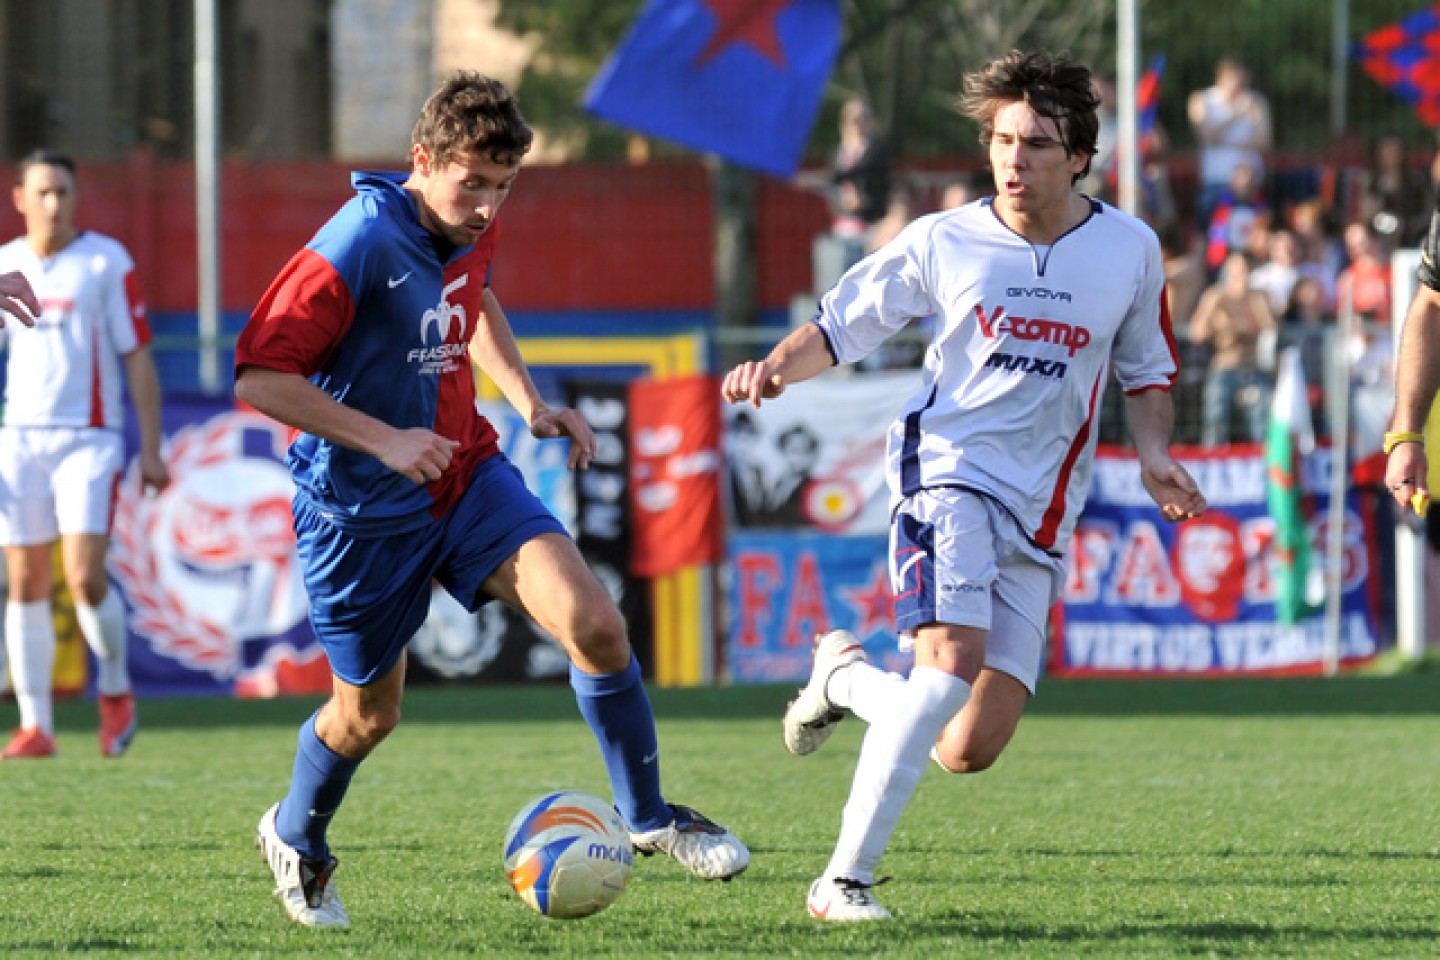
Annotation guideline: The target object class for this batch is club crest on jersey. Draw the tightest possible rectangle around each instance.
[419,274,469,343]
[110,411,320,688]
[409,274,470,372]
[973,304,1091,356]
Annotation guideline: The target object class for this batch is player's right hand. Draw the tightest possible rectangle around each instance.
[382,427,460,485]
[721,361,786,408]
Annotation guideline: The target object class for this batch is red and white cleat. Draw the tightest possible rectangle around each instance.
[2,726,57,759]
[99,692,137,757]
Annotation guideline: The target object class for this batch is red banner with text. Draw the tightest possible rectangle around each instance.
[629,374,724,577]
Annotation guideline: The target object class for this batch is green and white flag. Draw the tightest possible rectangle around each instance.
[1264,346,1320,624]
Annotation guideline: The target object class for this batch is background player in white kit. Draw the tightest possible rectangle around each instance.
[0,151,169,759]
[722,50,1207,921]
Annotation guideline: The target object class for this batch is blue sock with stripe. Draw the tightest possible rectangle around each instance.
[275,712,361,861]
[570,656,670,832]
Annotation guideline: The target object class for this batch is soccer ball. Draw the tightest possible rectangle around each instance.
[503,790,633,919]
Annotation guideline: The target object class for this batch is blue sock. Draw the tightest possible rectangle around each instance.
[570,656,670,831]
[275,712,361,861]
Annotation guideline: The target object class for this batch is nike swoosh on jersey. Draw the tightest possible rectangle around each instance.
[387,272,412,288]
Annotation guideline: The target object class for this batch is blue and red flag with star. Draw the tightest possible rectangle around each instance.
[584,0,842,178]
[1353,3,1440,126]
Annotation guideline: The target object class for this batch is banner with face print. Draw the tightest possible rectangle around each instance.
[1055,445,1385,676]
[725,370,919,534]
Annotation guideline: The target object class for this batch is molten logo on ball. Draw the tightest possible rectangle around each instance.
[503,790,633,919]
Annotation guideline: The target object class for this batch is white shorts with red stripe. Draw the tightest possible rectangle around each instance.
[0,426,125,544]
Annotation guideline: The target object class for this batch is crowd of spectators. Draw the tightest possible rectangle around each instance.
[1164,59,1431,448]
[808,60,1438,452]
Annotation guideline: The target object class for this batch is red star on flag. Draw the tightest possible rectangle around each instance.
[842,563,894,640]
[694,0,791,68]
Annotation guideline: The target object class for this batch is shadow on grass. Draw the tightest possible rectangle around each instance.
[1030,673,1440,717]
[910,912,1440,951]
[43,671,1440,733]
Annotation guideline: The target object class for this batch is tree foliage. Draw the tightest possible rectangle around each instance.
[494,0,648,161]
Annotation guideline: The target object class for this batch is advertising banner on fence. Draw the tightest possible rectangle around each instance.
[109,395,588,697]
[112,403,326,697]
[630,374,723,577]
[1054,445,1384,676]
[725,445,1386,682]
[726,530,907,681]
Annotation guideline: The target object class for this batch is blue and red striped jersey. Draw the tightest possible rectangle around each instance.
[236,171,501,533]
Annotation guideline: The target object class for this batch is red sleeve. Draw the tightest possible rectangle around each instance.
[235,248,355,377]
[123,271,153,346]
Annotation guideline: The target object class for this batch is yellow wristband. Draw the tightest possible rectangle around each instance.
[1384,431,1426,455]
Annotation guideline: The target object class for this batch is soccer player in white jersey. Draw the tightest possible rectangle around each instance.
[722,50,1207,921]
[0,151,169,759]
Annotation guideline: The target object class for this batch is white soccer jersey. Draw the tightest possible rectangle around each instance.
[0,231,151,429]
[815,197,1177,555]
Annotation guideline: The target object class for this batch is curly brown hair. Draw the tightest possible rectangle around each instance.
[411,72,534,168]
[958,50,1101,183]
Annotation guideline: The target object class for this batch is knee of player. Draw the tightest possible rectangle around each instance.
[351,703,402,745]
[69,573,110,607]
[932,743,1000,775]
[566,605,630,666]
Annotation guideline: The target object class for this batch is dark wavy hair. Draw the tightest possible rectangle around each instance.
[958,50,1101,182]
[411,72,534,168]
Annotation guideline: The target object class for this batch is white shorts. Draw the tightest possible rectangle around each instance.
[0,427,125,544]
[889,487,1064,693]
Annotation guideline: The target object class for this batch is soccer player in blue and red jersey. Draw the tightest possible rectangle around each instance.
[236,72,748,929]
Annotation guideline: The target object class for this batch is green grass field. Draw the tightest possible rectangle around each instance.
[2,674,1438,958]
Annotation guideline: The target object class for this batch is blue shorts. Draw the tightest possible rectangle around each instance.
[293,454,567,685]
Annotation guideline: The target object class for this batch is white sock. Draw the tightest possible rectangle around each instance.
[823,666,971,884]
[7,601,56,734]
[76,592,130,696]
[827,661,907,726]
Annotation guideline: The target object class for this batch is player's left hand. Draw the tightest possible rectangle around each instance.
[530,405,597,471]
[140,450,171,495]
[1141,455,1206,522]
